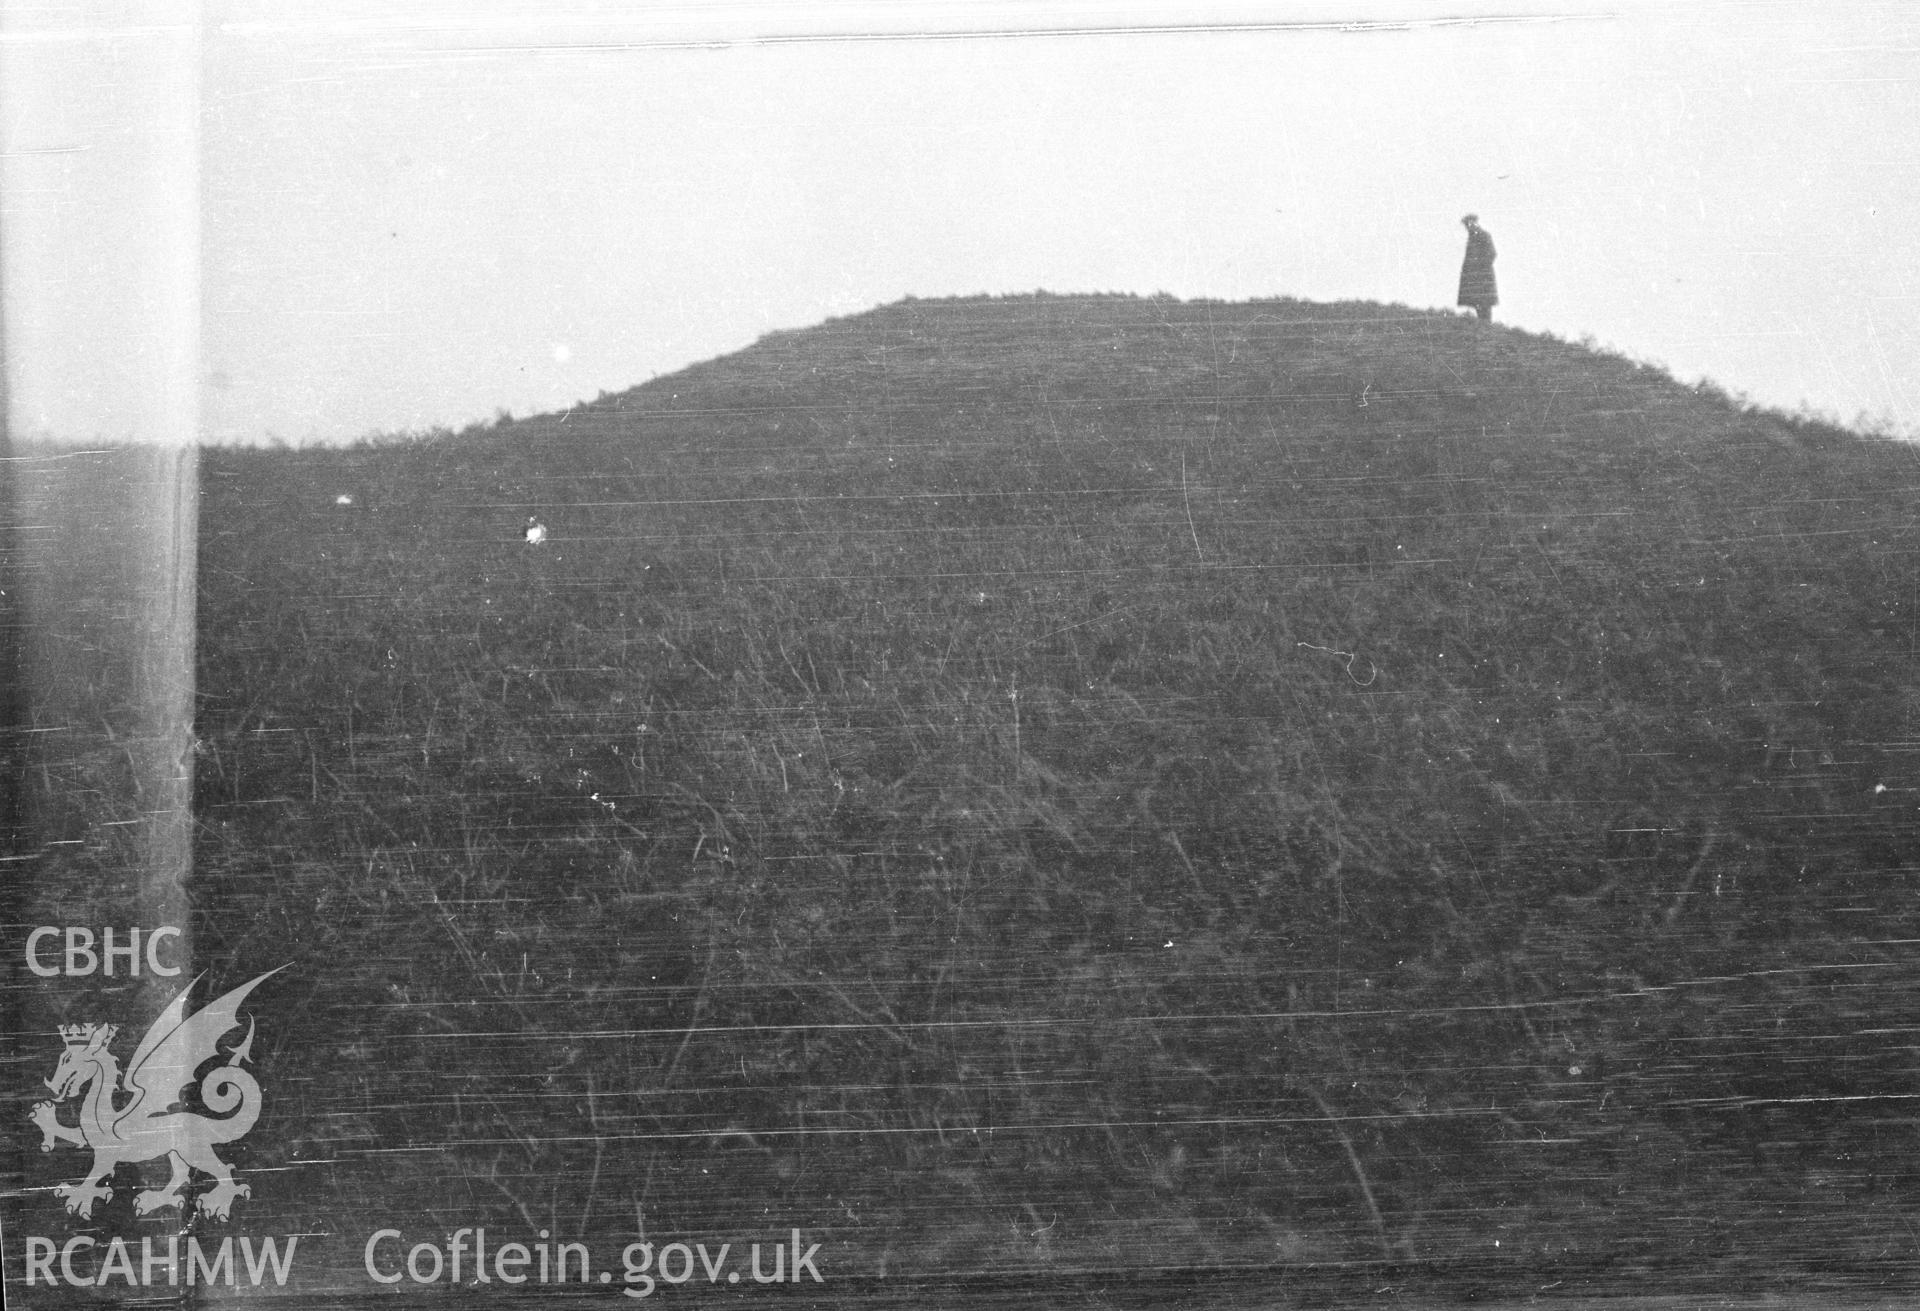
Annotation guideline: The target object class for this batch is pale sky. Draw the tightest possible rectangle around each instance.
[4,0,1919,444]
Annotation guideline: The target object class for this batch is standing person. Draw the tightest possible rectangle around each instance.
[1457,214,1498,323]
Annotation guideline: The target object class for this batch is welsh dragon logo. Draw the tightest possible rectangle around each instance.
[30,967,285,1221]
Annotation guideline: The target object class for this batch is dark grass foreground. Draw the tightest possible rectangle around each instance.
[24,295,1920,1295]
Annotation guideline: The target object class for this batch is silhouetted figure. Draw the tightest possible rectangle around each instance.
[1457,214,1497,322]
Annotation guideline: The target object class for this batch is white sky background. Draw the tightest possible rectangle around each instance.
[4,0,1919,444]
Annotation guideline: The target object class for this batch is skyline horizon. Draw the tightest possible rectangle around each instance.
[18,286,1889,450]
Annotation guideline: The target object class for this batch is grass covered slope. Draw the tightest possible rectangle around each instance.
[192,295,1920,1283]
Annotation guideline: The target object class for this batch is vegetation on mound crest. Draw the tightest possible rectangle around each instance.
[173,293,1920,1276]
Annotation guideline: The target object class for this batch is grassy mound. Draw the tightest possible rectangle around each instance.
[173,293,1920,1284]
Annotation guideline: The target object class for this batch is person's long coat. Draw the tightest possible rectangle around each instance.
[1457,227,1498,308]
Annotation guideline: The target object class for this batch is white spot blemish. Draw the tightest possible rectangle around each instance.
[525,518,548,545]
[334,494,353,506]
[551,343,572,363]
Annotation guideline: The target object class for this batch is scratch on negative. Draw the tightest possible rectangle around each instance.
[1298,641,1377,686]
